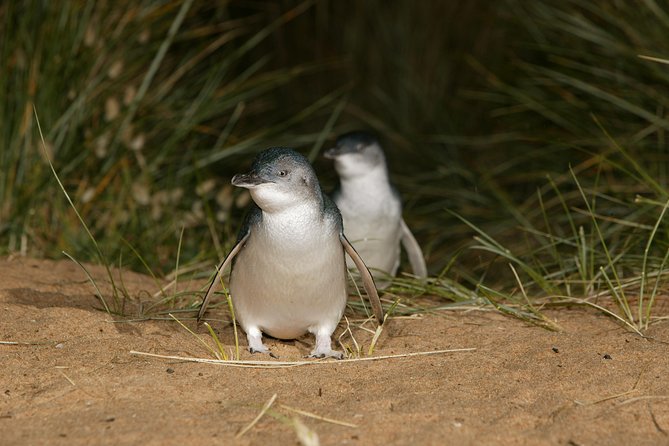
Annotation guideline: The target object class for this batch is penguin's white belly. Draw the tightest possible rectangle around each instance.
[343,217,401,275]
[230,229,347,340]
[337,197,402,276]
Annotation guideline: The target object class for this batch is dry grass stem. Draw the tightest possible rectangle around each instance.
[168,313,221,359]
[637,54,669,65]
[236,393,278,439]
[337,316,361,358]
[617,395,669,406]
[129,347,476,368]
[59,371,76,386]
[280,404,358,428]
[575,371,643,406]
[0,340,54,346]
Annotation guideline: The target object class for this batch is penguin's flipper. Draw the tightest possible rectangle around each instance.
[197,231,250,322]
[400,218,427,278]
[339,233,385,324]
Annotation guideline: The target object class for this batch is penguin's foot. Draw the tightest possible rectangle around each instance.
[309,347,344,360]
[246,327,271,355]
[249,346,273,354]
[249,347,277,358]
[310,328,344,359]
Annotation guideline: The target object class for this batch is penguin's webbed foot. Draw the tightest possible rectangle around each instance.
[309,348,344,360]
[248,346,272,354]
[310,328,343,359]
[246,327,272,356]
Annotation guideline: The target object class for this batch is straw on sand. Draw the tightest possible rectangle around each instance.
[129,347,476,369]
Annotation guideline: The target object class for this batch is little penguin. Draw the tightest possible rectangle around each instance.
[324,131,428,287]
[197,147,384,359]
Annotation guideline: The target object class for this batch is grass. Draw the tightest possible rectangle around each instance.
[1,1,345,270]
[453,0,669,331]
[3,1,669,336]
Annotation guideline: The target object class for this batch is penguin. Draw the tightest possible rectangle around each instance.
[324,131,427,287]
[197,147,384,359]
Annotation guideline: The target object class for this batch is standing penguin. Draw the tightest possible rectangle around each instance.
[324,131,427,286]
[197,147,383,359]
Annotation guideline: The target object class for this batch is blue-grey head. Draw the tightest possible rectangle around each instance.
[232,147,322,212]
[324,131,386,178]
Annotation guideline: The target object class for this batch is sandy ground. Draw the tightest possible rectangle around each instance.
[1,256,668,445]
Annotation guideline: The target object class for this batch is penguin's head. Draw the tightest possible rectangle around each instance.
[324,131,386,178]
[232,147,321,212]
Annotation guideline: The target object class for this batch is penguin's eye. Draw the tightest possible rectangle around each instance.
[278,170,288,177]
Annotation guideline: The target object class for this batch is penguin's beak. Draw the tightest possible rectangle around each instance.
[323,147,340,159]
[231,172,271,188]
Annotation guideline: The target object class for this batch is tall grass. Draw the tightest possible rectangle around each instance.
[450,0,669,330]
[0,1,344,270]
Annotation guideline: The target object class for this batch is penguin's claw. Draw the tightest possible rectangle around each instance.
[248,346,271,355]
[309,349,344,360]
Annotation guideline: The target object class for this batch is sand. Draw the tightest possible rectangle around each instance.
[1,256,668,445]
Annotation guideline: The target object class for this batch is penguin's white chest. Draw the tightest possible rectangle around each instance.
[230,212,347,340]
[336,186,402,276]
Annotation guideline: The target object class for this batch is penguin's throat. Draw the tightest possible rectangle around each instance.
[260,203,326,238]
[339,168,392,202]
[250,187,323,214]
[338,163,388,182]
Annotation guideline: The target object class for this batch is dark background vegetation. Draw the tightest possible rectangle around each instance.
[2,0,669,326]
